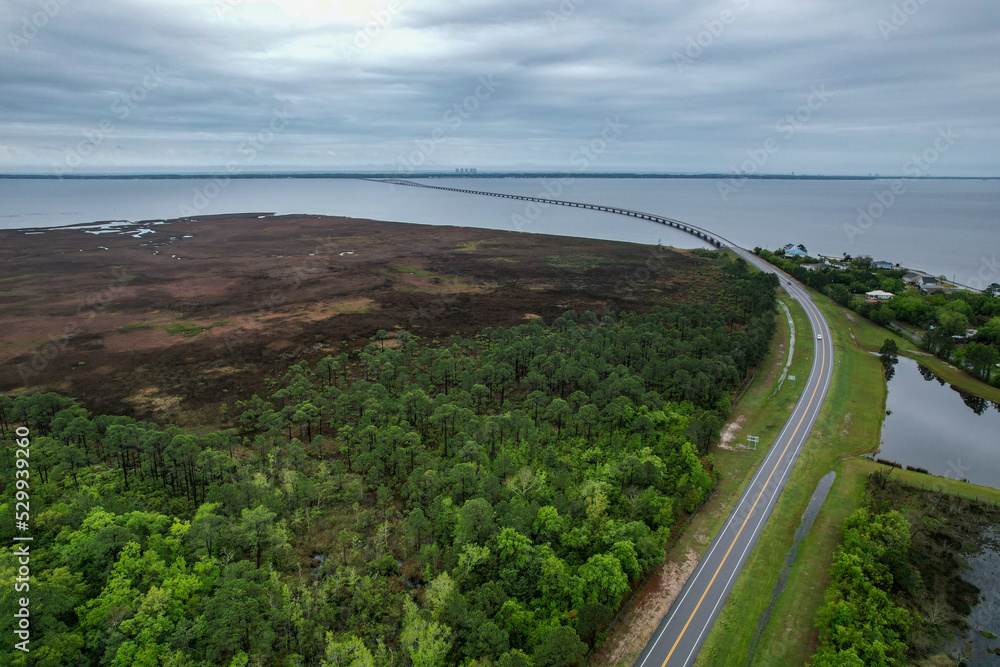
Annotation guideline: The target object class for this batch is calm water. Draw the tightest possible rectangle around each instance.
[878,357,1000,489]
[965,528,1000,666]
[1,177,998,283]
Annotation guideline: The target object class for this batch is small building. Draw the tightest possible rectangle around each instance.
[784,248,807,257]
[802,263,828,272]
[902,272,922,284]
[920,284,958,295]
[921,275,938,285]
[865,290,894,300]
[873,260,894,270]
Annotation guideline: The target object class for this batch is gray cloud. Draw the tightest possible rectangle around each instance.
[1,0,997,175]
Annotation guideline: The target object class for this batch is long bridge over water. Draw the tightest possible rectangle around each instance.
[366,176,834,667]
[372,178,733,249]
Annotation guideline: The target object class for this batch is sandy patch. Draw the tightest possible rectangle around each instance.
[270,297,378,323]
[591,548,700,667]
[326,297,376,314]
[124,386,183,415]
[204,297,378,337]
[200,365,244,378]
[717,414,746,450]
[840,412,853,437]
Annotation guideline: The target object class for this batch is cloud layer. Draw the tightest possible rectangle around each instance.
[2,0,998,175]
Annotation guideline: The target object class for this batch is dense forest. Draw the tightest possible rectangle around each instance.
[755,248,1000,388]
[1,259,779,666]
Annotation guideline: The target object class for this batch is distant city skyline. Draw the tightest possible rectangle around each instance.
[2,0,998,176]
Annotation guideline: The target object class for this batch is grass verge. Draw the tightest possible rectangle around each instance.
[761,458,1000,665]
[698,291,1000,667]
[850,458,1000,504]
[694,292,889,666]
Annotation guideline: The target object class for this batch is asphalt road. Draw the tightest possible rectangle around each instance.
[368,179,836,666]
[634,247,834,667]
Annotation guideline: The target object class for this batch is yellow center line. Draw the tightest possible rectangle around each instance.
[660,296,827,666]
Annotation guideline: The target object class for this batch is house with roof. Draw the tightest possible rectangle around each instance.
[865,290,894,300]
[920,283,960,296]
[903,272,922,284]
[873,260,894,270]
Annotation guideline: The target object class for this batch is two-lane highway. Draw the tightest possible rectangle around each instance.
[634,249,833,667]
[368,179,835,666]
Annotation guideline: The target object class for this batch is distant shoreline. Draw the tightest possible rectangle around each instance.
[1,173,998,181]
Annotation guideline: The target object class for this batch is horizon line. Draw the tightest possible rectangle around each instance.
[1,171,998,180]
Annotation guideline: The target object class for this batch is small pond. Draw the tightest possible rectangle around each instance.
[877,357,1000,489]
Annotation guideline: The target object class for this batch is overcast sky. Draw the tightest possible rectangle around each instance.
[2,0,998,175]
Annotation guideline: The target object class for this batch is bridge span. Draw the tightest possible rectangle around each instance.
[371,178,733,249]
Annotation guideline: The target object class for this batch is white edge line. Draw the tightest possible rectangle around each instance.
[637,271,823,666]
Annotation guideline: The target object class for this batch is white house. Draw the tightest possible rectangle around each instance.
[865,290,894,300]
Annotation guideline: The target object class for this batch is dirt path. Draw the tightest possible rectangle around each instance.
[591,549,700,667]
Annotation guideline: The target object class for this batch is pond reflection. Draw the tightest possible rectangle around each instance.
[877,357,1000,489]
